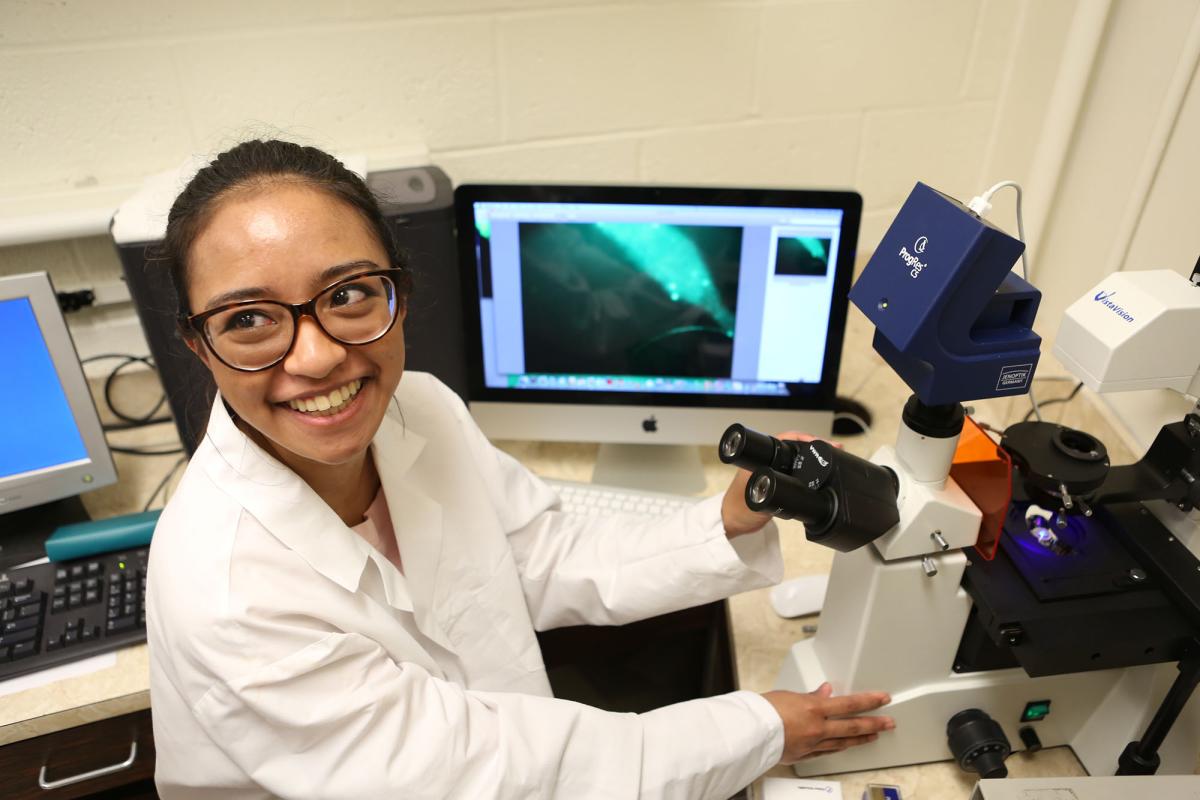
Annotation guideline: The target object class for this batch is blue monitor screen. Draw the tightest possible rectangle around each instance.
[471,201,846,398]
[0,297,88,479]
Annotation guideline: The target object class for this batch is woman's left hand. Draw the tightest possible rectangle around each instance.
[721,431,819,538]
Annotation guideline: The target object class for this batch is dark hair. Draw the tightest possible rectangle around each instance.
[160,139,411,326]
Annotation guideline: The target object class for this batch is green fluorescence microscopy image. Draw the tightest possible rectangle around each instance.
[518,222,743,378]
[774,236,831,277]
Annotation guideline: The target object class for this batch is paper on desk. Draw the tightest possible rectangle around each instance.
[0,652,117,698]
[761,777,844,799]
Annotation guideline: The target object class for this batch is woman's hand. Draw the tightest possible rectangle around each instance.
[721,431,817,538]
[761,684,894,764]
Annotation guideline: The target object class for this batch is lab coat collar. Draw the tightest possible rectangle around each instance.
[371,407,448,643]
[197,393,437,626]
[198,395,373,596]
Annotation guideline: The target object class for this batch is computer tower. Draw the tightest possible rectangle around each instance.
[112,165,465,455]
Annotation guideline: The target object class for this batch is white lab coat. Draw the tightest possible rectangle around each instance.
[147,371,785,799]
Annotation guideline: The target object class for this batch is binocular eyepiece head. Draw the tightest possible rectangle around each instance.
[718,423,901,553]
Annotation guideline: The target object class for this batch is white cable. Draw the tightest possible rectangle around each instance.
[968,181,1032,281]
[967,180,1041,421]
[1027,387,1044,423]
[833,411,872,435]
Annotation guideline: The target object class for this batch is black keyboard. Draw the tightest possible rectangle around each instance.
[0,547,148,682]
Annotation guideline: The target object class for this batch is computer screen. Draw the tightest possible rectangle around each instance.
[0,273,116,517]
[454,185,860,490]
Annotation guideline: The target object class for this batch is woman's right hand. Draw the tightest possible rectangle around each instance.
[761,684,895,764]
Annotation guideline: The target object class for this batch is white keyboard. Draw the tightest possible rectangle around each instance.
[546,479,697,517]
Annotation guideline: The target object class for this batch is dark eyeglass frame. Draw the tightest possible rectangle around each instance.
[184,268,410,373]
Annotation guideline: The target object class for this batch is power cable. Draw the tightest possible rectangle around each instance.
[142,456,187,512]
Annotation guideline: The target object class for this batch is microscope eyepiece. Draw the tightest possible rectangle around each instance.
[719,424,837,488]
[721,427,745,461]
[721,422,901,552]
[719,423,796,473]
[749,473,773,506]
[744,468,838,532]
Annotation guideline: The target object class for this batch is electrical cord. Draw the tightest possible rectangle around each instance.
[142,456,187,512]
[1021,381,1084,423]
[968,181,1031,281]
[81,353,185,457]
[833,411,872,435]
[81,353,171,429]
[1028,382,1044,423]
[102,417,174,431]
[110,444,185,456]
[967,180,1041,421]
[974,420,1003,435]
[105,356,167,425]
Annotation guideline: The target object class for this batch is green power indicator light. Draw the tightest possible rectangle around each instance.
[1021,700,1051,722]
[118,561,126,570]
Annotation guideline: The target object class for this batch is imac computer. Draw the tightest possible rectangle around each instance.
[455,185,861,493]
[0,272,116,564]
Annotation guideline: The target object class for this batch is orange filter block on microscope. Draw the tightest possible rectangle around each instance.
[949,416,1012,560]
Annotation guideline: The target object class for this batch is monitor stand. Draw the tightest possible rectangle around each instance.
[591,443,709,496]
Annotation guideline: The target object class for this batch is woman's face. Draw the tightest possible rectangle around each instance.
[185,182,405,473]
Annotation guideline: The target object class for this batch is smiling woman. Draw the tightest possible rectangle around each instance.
[143,139,893,800]
[155,143,416,519]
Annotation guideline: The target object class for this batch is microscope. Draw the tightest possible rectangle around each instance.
[721,182,1200,779]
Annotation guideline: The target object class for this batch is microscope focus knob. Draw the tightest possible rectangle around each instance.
[947,709,1011,779]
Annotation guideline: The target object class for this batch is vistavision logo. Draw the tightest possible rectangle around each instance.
[1094,290,1134,322]
[899,236,929,278]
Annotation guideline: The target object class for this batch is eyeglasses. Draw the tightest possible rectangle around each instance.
[186,268,409,372]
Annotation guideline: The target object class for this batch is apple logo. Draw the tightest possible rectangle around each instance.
[642,415,658,433]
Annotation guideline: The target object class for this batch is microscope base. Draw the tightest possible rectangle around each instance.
[778,612,1200,778]
[774,536,1200,777]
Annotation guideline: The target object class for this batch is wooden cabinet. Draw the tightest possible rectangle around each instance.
[0,710,156,799]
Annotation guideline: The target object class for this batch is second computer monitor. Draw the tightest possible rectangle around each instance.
[455,184,860,488]
[0,272,116,518]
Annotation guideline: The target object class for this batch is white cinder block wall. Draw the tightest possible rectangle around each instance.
[0,0,1084,363]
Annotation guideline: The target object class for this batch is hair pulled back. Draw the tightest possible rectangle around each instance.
[161,139,410,325]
